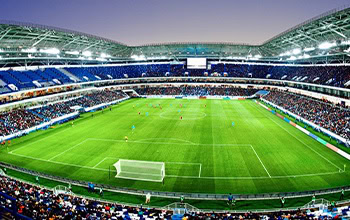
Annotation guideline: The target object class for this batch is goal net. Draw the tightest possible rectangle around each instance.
[113,159,165,182]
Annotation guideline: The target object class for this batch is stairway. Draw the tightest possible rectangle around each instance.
[57,68,81,82]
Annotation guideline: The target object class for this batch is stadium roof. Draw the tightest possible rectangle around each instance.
[0,5,349,67]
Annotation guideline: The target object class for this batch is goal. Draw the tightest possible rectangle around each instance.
[113,159,165,182]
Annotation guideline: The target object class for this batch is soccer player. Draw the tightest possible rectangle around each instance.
[7,140,11,146]
[280,197,285,208]
[340,188,345,200]
[138,112,141,115]
[71,121,74,127]
[180,116,183,120]
[227,193,233,207]
[312,194,316,206]
[125,136,128,142]
[145,192,151,204]
[180,195,184,204]
[99,188,103,197]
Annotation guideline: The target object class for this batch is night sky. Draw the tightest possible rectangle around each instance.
[0,0,349,45]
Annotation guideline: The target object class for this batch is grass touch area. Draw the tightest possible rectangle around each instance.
[1,98,350,197]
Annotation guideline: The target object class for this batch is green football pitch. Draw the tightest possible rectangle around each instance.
[1,98,350,195]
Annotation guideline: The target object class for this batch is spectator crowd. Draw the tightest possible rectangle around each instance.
[2,174,349,219]
[0,90,127,137]
[264,91,350,140]
[135,86,258,97]
[0,175,171,219]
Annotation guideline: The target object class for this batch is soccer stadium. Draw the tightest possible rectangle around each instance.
[1,1,350,219]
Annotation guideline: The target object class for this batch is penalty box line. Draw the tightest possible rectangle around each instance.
[45,137,267,179]
[13,137,269,179]
[7,151,345,180]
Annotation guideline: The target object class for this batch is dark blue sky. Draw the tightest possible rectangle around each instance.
[0,0,349,45]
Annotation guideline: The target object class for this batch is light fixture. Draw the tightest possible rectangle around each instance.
[100,53,110,58]
[287,56,296,60]
[303,47,315,52]
[292,48,301,55]
[40,48,60,54]
[318,42,336,49]
[22,48,37,53]
[65,51,80,55]
[82,51,92,56]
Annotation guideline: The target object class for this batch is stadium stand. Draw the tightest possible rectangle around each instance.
[1,174,349,219]
[0,109,45,136]
[0,175,172,219]
[135,86,259,96]
[0,89,127,137]
[264,90,350,140]
[1,64,350,94]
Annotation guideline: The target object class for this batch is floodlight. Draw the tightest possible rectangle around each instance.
[82,51,92,56]
[100,53,110,58]
[131,55,146,60]
[22,48,37,53]
[341,40,350,45]
[40,48,60,54]
[318,42,336,49]
[303,47,315,52]
[292,48,301,55]
[65,51,80,55]
[96,57,107,61]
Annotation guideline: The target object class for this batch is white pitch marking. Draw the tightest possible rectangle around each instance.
[93,157,110,168]
[252,101,343,171]
[48,139,89,161]
[250,145,271,178]
[8,151,345,180]
[10,127,70,154]
[9,152,109,172]
[135,138,197,145]
[87,137,251,147]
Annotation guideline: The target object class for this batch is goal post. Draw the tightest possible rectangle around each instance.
[113,159,165,182]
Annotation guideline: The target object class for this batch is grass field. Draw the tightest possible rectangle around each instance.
[1,98,350,195]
